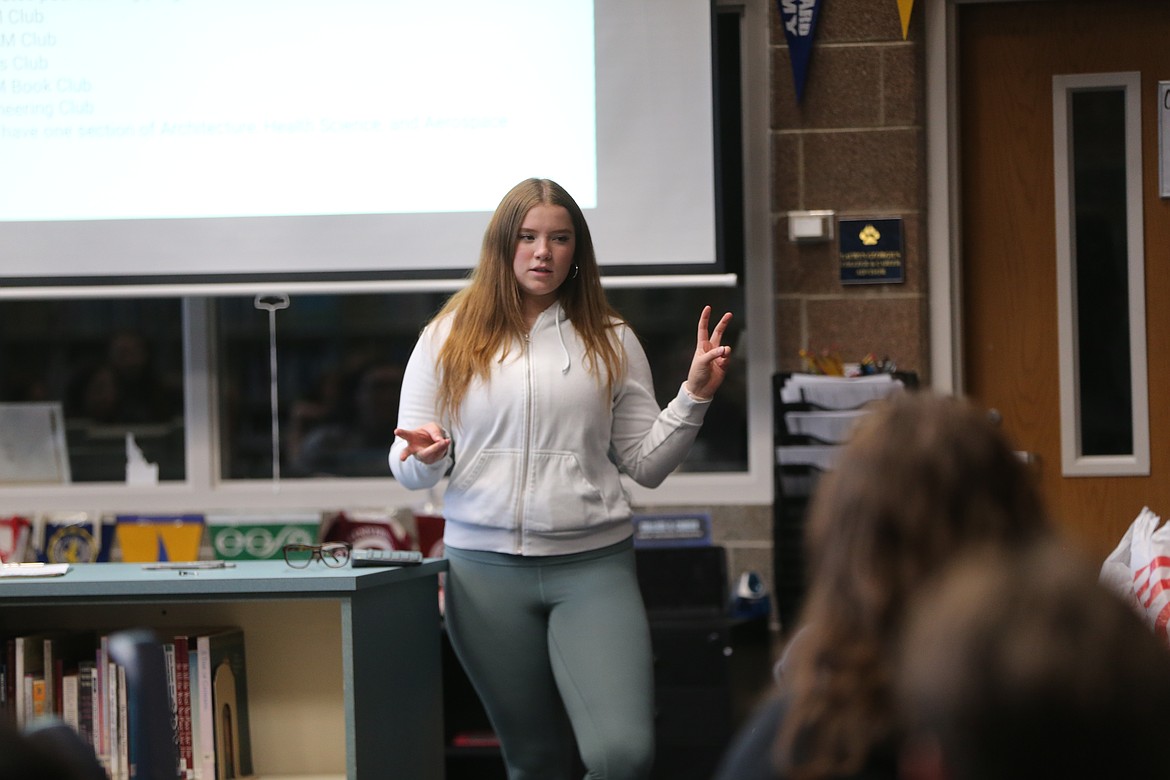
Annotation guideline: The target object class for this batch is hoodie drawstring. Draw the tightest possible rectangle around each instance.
[555,306,571,374]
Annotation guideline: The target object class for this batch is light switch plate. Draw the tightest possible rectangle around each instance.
[787,210,835,242]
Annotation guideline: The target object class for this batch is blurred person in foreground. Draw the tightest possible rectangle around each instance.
[897,542,1170,780]
[714,391,1054,780]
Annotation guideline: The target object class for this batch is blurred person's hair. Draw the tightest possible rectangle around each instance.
[897,542,1170,780]
[778,391,1053,779]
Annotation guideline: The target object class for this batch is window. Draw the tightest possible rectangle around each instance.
[214,286,748,483]
[0,282,751,503]
[1053,71,1149,476]
[0,298,185,483]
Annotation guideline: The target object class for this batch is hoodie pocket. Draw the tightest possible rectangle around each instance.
[524,450,608,532]
[448,449,524,529]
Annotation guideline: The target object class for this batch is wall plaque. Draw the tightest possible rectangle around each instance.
[839,217,904,285]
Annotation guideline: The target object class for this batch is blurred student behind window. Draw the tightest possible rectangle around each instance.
[0,289,748,486]
[0,299,185,483]
[65,329,183,426]
[291,358,404,477]
[215,288,747,482]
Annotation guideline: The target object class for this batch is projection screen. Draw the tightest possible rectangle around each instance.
[0,0,720,294]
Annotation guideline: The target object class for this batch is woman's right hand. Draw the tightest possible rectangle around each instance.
[394,423,451,465]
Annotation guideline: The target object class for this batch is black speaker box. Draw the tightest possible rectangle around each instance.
[635,546,728,616]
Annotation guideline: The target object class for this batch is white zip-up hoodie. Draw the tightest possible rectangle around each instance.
[390,301,711,556]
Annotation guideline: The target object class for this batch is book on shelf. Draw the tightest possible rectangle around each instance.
[8,631,90,727]
[77,659,98,750]
[163,625,254,780]
[135,626,220,780]
[45,630,95,720]
[162,639,181,779]
[117,664,128,780]
[62,670,80,732]
[451,729,501,748]
[169,633,197,779]
[187,634,205,780]
[105,654,121,780]
[13,631,52,726]
[187,632,215,778]
[96,634,111,769]
[3,636,14,721]
[30,676,48,718]
[163,639,177,743]
[2,626,254,779]
[196,627,254,780]
[43,634,60,718]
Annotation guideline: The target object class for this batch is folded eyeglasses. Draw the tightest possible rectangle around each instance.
[282,542,352,569]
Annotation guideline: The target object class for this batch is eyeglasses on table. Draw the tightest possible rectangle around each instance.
[282,542,352,569]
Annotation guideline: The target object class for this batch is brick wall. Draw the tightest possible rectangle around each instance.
[770,0,930,379]
[642,2,931,637]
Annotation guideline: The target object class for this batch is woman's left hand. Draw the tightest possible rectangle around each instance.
[394,423,451,465]
[685,306,733,401]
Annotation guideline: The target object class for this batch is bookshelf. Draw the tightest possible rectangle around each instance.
[0,560,448,780]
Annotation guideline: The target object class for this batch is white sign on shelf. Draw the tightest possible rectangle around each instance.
[0,402,71,484]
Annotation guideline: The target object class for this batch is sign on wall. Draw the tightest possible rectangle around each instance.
[838,218,905,285]
[1160,81,1169,198]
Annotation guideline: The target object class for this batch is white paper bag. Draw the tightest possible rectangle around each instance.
[1104,507,1170,644]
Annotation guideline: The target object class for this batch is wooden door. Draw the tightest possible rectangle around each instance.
[959,0,1170,561]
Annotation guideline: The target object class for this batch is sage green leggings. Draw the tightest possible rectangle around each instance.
[444,539,655,780]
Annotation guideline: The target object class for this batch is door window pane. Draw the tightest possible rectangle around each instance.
[1071,88,1132,456]
[1053,70,1148,476]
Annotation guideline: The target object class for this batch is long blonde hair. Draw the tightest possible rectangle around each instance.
[432,178,625,420]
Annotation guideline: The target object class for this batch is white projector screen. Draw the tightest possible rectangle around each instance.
[0,0,719,293]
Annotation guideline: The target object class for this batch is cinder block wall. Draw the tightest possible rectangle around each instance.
[640,2,929,635]
[771,0,929,378]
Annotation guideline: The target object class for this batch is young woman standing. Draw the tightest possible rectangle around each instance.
[391,178,733,779]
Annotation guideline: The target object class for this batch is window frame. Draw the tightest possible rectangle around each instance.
[1052,71,1149,477]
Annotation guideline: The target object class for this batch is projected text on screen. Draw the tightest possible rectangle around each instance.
[0,0,598,220]
[0,0,718,286]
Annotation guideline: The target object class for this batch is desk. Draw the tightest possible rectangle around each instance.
[0,560,448,780]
